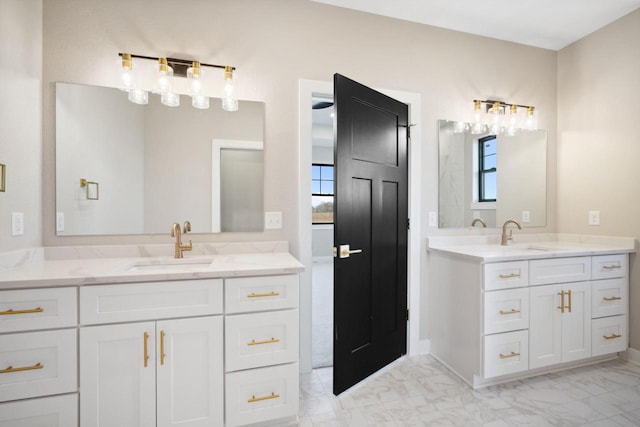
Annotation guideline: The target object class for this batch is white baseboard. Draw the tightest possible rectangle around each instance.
[621,347,640,365]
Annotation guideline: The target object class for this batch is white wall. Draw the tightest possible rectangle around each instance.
[0,0,42,251]
[557,9,640,348]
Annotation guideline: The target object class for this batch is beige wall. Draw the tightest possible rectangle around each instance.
[41,0,558,253]
[558,9,640,348]
[0,0,42,251]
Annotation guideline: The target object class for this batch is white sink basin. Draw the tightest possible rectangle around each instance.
[126,257,214,272]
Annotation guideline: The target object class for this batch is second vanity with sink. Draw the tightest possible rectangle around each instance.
[427,233,635,388]
[0,242,303,427]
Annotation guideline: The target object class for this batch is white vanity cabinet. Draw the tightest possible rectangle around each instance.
[79,279,225,427]
[224,275,299,427]
[0,287,78,425]
[429,246,630,388]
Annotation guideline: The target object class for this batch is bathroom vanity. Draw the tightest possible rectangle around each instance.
[0,242,303,427]
[427,234,634,388]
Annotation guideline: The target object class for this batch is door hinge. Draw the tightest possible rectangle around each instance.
[407,218,410,230]
[406,309,410,321]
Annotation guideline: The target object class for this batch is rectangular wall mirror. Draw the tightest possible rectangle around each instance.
[55,82,264,235]
[438,119,547,228]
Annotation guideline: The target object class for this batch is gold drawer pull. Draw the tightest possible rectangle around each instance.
[603,265,621,270]
[248,392,280,403]
[499,352,520,359]
[143,332,150,368]
[0,362,43,374]
[603,333,622,340]
[499,273,520,279]
[499,309,521,315]
[248,292,280,298]
[248,338,280,346]
[603,296,622,301]
[0,307,44,316]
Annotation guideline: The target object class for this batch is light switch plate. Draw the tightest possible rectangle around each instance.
[12,212,24,236]
[428,211,437,227]
[522,210,530,223]
[265,211,283,229]
[56,212,65,232]
[589,210,600,225]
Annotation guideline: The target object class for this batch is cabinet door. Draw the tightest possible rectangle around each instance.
[80,323,156,427]
[561,282,591,363]
[157,316,224,427]
[529,284,562,369]
[0,394,77,427]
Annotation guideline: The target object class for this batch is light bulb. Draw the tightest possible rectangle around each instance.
[161,92,180,107]
[525,106,537,130]
[188,62,203,95]
[221,66,238,112]
[120,53,136,92]
[506,105,518,136]
[155,58,173,94]
[128,88,149,105]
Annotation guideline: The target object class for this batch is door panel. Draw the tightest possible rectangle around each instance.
[333,73,408,395]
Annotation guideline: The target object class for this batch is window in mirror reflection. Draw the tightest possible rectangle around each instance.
[312,164,334,224]
[479,135,497,202]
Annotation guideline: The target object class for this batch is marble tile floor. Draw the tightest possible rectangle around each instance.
[298,355,640,426]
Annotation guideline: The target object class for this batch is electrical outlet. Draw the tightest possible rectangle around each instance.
[264,211,283,229]
[428,211,437,227]
[589,210,600,226]
[522,210,530,223]
[12,212,24,236]
[56,212,65,232]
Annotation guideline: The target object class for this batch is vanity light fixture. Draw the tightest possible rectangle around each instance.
[118,53,237,111]
[469,100,538,135]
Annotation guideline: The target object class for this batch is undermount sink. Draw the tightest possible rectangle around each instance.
[126,257,214,272]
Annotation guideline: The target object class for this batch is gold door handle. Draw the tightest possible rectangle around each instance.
[0,307,44,316]
[248,392,280,403]
[557,290,566,313]
[338,244,363,259]
[603,265,621,270]
[499,273,520,279]
[603,333,622,340]
[248,338,280,346]
[248,291,280,298]
[143,332,150,368]
[499,352,520,359]
[0,362,43,374]
[567,289,572,313]
[603,296,622,301]
[499,309,521,315]
[160,331,166,366]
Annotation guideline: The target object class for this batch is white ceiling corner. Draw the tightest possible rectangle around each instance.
[311,0,640,50]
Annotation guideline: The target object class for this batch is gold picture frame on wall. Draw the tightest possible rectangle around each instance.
[0,163,5,192]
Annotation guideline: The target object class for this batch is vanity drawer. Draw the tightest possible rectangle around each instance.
[484,261,529,290]
[0,329,77,402]
[592,278,627,318]
[529,257,591,286]
[80,279,223,325]
[592,254,627,280]
[225,309,299,372]
[0,287,77,333]
[0,393,77,426]
[483,330,529,379]
[225,362,298,427]
[592,315,627,356]
[225,275,298,314]
[484,288,529,334]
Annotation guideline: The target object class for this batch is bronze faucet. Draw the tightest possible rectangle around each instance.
[471,218,487,228]
[171,222,192,258]
[501,219,522,246]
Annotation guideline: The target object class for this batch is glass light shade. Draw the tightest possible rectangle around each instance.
[221,66,238,112]
[128,89,148,105]
[453,121,468,133]
[192,94,210,109]
[121,68,135,92]
[471,122,486,134]
[525,107,538,130]
[161,92,180,107]
[187,63,204,96]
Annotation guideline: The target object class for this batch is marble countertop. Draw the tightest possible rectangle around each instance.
[0,242,304,290]
[427,233,636,262]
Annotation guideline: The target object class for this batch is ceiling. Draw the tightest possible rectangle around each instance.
[311,0,640,50]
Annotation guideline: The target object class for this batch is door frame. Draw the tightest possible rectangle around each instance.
[298,79,423,373]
